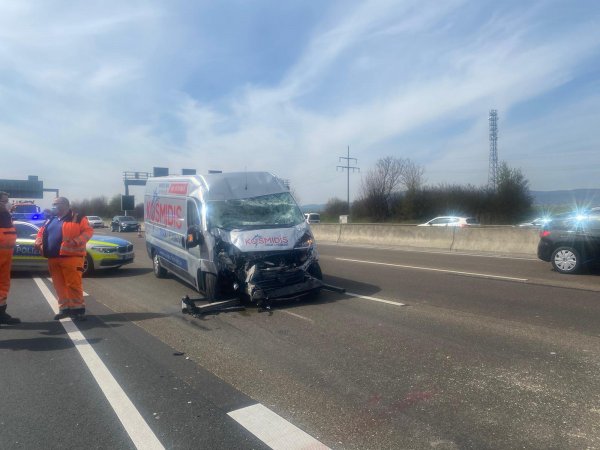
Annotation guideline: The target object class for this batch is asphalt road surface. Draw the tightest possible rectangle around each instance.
[2,230,599,449]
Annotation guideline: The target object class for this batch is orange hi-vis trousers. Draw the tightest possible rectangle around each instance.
[0,249,13,305]
[48,257,85,312]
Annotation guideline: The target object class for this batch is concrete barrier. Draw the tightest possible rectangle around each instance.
[451,226,539,255]
[311,223,540,256]
[338,224,455,249]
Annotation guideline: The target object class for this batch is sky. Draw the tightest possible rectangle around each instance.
[1,0,599,208]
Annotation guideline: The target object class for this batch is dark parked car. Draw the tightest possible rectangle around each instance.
[111,216,140,232]
[537,210,600,274]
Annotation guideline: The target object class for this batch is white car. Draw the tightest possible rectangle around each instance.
[518,217,550,228]
[86,215,104,228]
[418,216,479,227]
[304,213,321,224]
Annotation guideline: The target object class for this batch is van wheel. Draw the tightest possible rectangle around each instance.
[83,254,94,277]
[204,273,219,302]
[153,251,167,278]
[551,246,581,274]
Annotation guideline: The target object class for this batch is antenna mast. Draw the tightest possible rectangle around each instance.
[488,109,499,191]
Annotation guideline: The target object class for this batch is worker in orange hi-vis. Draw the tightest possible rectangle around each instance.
[35,197,93,321]
[0,191,20,325]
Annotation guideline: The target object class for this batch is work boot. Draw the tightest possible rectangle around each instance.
[71,307,86,322]
[53,309,70,320]
[0,305,21,325]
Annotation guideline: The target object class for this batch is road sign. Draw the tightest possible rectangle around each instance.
[0,176,44,199]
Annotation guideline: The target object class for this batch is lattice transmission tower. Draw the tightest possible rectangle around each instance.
[488,109,498,191]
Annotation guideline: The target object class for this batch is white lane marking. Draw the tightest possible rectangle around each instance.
[346,291,405,306]
[46,277,89,296]
[336,257,528,282]
[228,403,329,450]
[281,310,315,323]
[319,242,538,260]
[34,278,165,450]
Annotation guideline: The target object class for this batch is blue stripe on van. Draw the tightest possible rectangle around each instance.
[156,247,188,270]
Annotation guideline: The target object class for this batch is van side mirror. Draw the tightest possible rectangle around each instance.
[185,225,203,249]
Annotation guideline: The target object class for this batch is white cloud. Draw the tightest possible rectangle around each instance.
[0,0,599,207]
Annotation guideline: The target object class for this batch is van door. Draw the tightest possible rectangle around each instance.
[185,198,207,289]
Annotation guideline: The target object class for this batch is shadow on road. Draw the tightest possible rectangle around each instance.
[86,267,153,278]
[186,274,382,318]
[0,336,102,352]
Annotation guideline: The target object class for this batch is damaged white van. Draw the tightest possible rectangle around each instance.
[144,172,323,306]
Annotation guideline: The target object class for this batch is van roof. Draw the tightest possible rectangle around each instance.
[148,172,289,201]
[203,172,288,200]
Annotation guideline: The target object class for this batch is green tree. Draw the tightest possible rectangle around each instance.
[494,162,533,223]
[322,197,348,220]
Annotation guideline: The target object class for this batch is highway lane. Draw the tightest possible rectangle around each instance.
[80,232,600,449]
[5,230,600,449]
[1,276,274,450]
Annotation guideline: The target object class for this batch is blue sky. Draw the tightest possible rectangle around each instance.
[1,0,599,207]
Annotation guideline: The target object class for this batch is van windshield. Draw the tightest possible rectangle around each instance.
[208,192,304,230]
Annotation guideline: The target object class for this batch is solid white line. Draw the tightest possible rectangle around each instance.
[33,278,165,450]
[228,403,329,450]
[336,257,528,282]
[46,277,88,296]
[345,292,405,306]
[319,242,538,260]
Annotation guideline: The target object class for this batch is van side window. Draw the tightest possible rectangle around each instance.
[187,200,201,228]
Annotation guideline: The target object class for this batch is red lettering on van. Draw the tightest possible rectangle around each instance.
[168,183,188,195]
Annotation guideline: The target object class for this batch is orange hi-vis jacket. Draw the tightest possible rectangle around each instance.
[35,211,94,257]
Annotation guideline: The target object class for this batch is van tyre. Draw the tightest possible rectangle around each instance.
[551,246,581,274]
[203,273,219,302]
[153,251,167,278]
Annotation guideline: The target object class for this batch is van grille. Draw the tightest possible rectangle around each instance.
[255,268,305,291]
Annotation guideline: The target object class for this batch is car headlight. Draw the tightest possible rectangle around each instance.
[91,246,118,254]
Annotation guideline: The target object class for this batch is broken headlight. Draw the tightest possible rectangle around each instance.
[294,232,314,249]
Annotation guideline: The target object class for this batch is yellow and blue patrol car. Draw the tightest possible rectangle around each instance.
[12,220,135,276]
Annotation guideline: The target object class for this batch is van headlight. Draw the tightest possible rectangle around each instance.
[294,233,314,249]
[91,246,118,254]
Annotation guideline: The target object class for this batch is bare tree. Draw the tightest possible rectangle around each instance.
[359,156,425,220]
[402,159,425,192]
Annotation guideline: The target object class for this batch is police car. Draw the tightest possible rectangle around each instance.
[11,201,45,222]
[11,220,135,276]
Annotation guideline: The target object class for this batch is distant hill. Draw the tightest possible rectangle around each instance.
[301,203,325,212]
[531,189,600,206]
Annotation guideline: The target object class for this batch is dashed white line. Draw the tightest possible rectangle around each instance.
[228,403,329,450]
[345,292,405,306]
[34,277,165,450]
[336,257,528,282]
[281,310,315,323]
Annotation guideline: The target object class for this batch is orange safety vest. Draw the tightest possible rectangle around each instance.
[0,226,16,250]
[35,211,94,257]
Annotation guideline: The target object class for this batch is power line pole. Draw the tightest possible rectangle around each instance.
[336,145,360,214]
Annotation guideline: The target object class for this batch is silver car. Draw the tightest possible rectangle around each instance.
[86,215,104,228]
